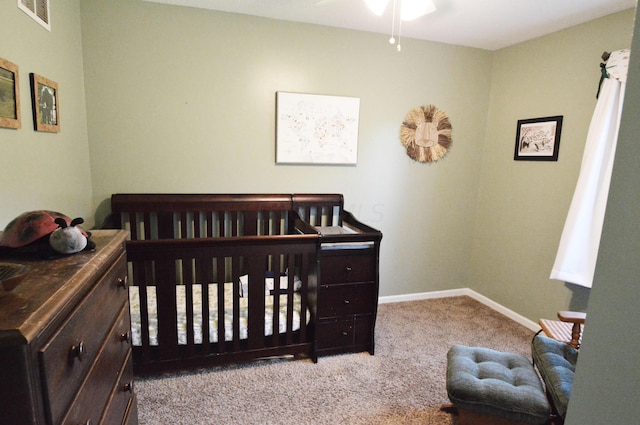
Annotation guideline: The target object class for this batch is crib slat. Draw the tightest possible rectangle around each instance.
[178,212,188,239]
[131,261,150,359]
[285,254,295,344]
[193,255,209,348]
[157,212,173,239]
[143,212,153,240]
[155,258,179,360]
[244,211,257,235]
[126,213,138,240]
[215,256,225,350]
[183,259,196,355]
[231,256,241,352]
[270,258,282,346]
[247,256,266,350]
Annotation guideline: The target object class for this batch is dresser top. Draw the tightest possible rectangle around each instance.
[0,230,128,343]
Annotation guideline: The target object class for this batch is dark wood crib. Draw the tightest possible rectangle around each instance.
[109,193,382,375]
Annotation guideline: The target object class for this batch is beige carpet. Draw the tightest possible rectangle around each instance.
[135,296,535,424]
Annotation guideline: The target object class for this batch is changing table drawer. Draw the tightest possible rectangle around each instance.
[316,316,374,353]
[39,252,128,424]
[320,254,375,285]
[317,282,376,318]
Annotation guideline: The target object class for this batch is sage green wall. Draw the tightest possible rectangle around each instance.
[0,1,93,227]
[470,10,635,321]
[80,0,493,298]
[566,5,640,423]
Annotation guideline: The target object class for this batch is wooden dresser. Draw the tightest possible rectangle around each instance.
[313,220,382,357]
[0,230,138,425]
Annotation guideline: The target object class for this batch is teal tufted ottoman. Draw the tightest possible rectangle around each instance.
[446,345,550,425]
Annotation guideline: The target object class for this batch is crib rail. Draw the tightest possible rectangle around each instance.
[111,193,314,240]
[126,235,318,375]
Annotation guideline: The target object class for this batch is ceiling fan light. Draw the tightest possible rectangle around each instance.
[364,0,390,16]
[401,0,436,21]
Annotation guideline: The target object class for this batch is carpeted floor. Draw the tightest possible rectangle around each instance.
[135,296,535,424]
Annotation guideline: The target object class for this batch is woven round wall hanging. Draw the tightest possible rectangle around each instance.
[400,105,452,162]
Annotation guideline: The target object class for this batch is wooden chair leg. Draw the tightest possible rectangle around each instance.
[440,404,458,414]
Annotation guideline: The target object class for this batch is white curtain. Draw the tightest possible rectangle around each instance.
[550,49,630,288]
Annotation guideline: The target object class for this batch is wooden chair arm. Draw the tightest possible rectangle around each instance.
[557,311,586,324]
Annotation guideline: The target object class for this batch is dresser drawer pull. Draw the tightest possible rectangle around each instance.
[341,331,349,336]
[344,299,350,304]
[116,275,128,289]
[345,266,352,272]
[123,381,134,393]
[69,341,86,362]
[80,420,92,425]
[120,331,131,343]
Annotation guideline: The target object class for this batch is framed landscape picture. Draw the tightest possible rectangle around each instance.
[30,73,59,133]
[514,115,563,161]
[0,57,21,130]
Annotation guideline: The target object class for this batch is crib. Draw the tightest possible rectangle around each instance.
[109,194,321,375]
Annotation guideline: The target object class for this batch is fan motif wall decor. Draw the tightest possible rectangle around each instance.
[400,105,452,162]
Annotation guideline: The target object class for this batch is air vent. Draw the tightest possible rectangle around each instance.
[18,0,50,31]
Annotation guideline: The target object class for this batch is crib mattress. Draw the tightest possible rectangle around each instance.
[129,277,306,346]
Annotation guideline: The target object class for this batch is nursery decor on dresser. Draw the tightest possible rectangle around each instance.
[0,56,21,130]
[400,104,453,162]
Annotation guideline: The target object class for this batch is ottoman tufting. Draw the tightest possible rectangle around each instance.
[446,345,550,425]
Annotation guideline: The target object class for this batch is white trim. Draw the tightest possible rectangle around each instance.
[379,288,540,332]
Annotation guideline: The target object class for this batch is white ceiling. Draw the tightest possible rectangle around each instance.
[142,0,636,50]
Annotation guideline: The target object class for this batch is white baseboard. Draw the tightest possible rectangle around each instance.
[379,288,540,332]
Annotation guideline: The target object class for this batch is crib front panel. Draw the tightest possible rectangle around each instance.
[126,236,317,374]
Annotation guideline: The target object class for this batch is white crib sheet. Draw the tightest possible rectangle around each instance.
[129,278,306,346]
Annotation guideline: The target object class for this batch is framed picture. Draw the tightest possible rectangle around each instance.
[514,116,563,161]
[276,92,360,165]
[30,73,59,133]
[0,57,21,129]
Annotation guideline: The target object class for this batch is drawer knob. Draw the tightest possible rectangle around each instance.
[344,299,350,305]
[341,331,349,336]
[120,331,131,343]
[345,266,352,272]
[123,381,134,393]
[70,341,86,361]
[117,275,128,289]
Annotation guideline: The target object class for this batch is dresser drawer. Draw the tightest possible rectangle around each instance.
[39,253,128,424]
[101,350,135,425]
[122,395,139,425]
[320,254,375,285]
[317,282,376,318]
[61,304,132,425]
